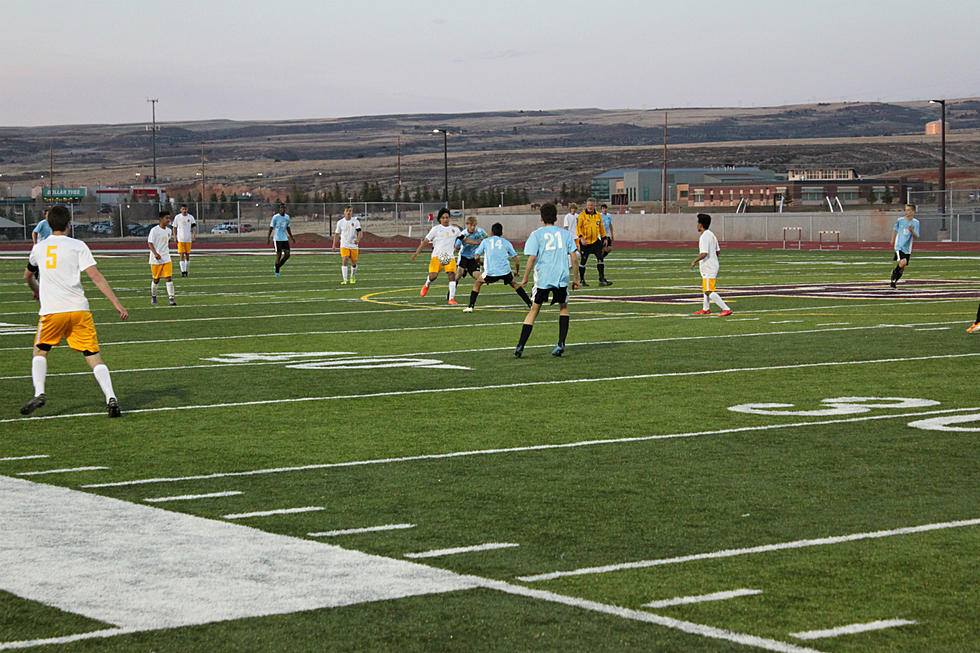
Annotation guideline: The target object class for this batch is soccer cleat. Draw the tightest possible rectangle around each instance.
[169,297,177,306]
[967,322,980,333]
[275,272,281,278]
[719,309,733,316]
[694,309,711,315]
[107,397,121,418]
[20,393,46,416]
[462,307,474,312]
[514,345,524,358]
[551,345,565,357]
[340,280,348,285]
[578,280,589,287]
[599,279,613,286]
[181,271,188,277]
[349,278,356,285]
[151,295,158,305]
[420,285,429,297]
[448,298,458,306]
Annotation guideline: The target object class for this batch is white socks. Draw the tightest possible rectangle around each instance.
[92,364,115,402]
[709,292,730,311]
[341,266,348,282]
[179,260,188,273]
[424,278,432,288]
[703,296,711,311]
[32,356,47,395]
[449,281,457,300]
[351,265,357,279]
[166,281,175,299]
[151,280,158,297]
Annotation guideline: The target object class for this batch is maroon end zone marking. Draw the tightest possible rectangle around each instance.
[580,280,980,304]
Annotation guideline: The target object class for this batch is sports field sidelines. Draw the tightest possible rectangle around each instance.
[1,248,977,651]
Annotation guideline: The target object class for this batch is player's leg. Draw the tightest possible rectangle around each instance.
[340,251,350,284]
[422,258,439,296]
[447,267,458,305]
[349,249,358,283]
[21,340,51,414]
[162,265,175,305]
[150,268,160,305]
[274,244,283,276]
[578,248,590,286]
[516,289,546,356]
[465,277,484,311]
[695,278,712,314]
[967,303,980,333]
[552,288,570,356]
[510,280,532,307]
[597,243,611,286]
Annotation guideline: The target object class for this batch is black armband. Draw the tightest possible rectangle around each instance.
[27,263,39,273]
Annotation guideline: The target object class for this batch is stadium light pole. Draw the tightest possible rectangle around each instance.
[432,129,449,208]
[929,99,946,222]
[147,98,159,184]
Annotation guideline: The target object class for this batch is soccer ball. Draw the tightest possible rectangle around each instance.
[438,253,453,265]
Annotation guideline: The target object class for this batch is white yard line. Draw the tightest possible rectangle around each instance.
[223,506,324,519]
[79,404,980,489]
[0,454,48,462]
[644,588,763,609]
[405,543,520,558]
[308,523,415,537]
[7,351,978,430]
[17,466,108,476]
[144,491,243,503]
[0,628,138,651]
[483,580,823,653]
[913,327,951,331]
[790,619,916,640]
[517,518,980,582]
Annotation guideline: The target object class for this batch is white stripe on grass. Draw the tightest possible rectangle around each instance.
[790,619,916,640]
[644,588,763,609]
[17,466,108,476]
[0,455,48,462]
[405,543,519,558]
[517,518,980,582]
[223,506,324,520]
[78,403,980,489]
[308,524,415,537]
[144,491,243,503]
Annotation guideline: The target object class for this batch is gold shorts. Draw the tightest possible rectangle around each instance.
[151,262,173,280]
[35,311,99,353]
[428,257,457,274]
[340,247,359,262]
[701,278,717,293]
[177,241,192,254]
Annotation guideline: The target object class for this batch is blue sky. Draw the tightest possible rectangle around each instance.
[1,0,977,126]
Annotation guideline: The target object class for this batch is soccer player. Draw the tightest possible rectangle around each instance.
[890,203,920,289]
[332,207,361,284]
[32,215,52,245]
[21,205,128,418]
[967,304,980,333]
[267,204,295,277]
[563,203,579,243]
[172,204,197,277]
[463,223,532,312]
[514,203,579,357]
[147,211,176,306]
[411,208,462,305]
[600,202,614,255]
[455,216,487,282]
[576,198,609,286]
[690,213,732,316]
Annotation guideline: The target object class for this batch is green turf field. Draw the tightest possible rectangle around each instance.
[1,247,978,652]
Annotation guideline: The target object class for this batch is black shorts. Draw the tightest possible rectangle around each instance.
[482,272,514,285]
[533,286,568,305]
[580,239,604,260]
[459,256,480,275]
[275,241,290,253]
[602,236,612,248]
[894,250,910,263]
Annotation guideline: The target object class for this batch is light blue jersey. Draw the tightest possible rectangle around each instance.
[524,224,576,289]
[475,235,517,277]
[456,227,487,258]
[600,212,612,237]
[270,213,291,241]
[33,219,52,241]
[893,217,920,253]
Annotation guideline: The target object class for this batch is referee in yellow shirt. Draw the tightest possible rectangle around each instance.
[576,198,609,286]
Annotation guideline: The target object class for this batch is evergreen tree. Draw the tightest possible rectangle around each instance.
[867,187,876,205]
[560,182,568,201]
[882,185,893,205]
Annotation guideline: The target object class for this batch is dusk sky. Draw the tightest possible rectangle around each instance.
[2,0,977,126]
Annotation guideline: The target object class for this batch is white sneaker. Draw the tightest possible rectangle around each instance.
[462,307,473,313]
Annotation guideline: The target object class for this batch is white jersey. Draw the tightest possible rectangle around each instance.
[173,213,196,242]
[28,235,96,315]
[425,224,461,259]
[335,217,362,249]
[563,212,578,235]
[698,229,720,278]
[147,225,173,265]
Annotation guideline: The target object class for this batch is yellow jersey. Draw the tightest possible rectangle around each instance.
[576,211,606,245]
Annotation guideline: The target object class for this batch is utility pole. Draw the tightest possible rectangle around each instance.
[661,112,668,214]
[49,144,54,195]
[200,143,207,224]
[147,98,159,183]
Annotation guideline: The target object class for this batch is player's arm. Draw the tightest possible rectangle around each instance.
[24,265,39,299]
[331,232,339,252]
[287,226,295,243]
[690,252,707,270]
[354,227,361,246]
[84,266,128,320]
[570,250,580,289]
[411,237,429,260]
[148,240,162,261]
[519,255,536,287]
[266,225,274,244]
[510,255,520,276]
[190,221,197,241]
[909,220,920,239]
[890,225,897,248]
[607,221,614,243]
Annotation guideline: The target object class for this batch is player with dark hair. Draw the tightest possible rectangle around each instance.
[890,203,920,288]
[147,211,176,306]
[514,203,579,357]
[267,204,295,277]
[690,213,732,316]
[173,204,197,277]
[22,205,128,417]
[412,208,461,305]
[462,223,531,312]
